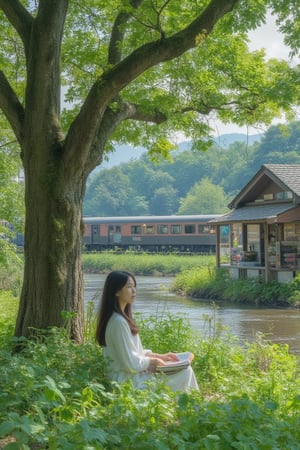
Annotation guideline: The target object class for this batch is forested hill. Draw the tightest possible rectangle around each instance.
[84,122,300,217]
[101,133,261,168]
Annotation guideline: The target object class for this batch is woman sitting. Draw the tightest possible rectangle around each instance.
[95,270,199,392]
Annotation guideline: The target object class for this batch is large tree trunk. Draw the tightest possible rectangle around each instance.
[12,1,87,342]
[15,141,85,343]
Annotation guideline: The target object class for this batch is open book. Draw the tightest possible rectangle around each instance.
[157,352,192,374]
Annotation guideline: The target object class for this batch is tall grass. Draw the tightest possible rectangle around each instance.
[82,251,215,275]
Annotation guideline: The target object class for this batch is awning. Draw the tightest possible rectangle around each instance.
[211,204,298,224]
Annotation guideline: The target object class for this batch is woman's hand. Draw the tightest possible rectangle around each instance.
[159,352,179,362]
[189,352,195,363]
[148,357,166,373]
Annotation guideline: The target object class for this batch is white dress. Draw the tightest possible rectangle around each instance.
[103,312,199,391]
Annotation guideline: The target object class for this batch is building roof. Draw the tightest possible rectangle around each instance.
[229,164,300,208]
[211,204,297,223]
[263,164,300,196]
[84,215,222,224]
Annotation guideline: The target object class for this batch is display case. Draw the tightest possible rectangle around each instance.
[280,242,299,269]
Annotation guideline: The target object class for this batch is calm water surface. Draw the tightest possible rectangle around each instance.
[84,273,300,355]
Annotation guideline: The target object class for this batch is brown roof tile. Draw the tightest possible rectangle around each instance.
[263,164,300,196]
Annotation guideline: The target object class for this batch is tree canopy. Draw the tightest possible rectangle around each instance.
[178,178,229,214]
[0,0,299,341]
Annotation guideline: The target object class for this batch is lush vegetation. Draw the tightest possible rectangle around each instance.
[0,249,23,296]
[171,266,300,307]
[1,291,300,449]
[82,252,215,276]
[83,121,300,216]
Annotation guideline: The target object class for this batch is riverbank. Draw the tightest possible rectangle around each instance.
[85,273,300,354]
[172,266,300,307]
[83,252,300,307]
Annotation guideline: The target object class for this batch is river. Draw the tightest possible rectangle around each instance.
[84,273,300,355]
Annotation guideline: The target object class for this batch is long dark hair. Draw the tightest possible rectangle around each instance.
[95,270,139,346]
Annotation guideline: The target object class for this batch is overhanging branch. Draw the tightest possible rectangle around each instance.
[0,70,25,145]
[109,0,144,65]
[0,0,33,59]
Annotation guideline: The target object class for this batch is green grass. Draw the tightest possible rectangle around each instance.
[82,251,215,275]
[172,266,300,306]
[1,292,300,449]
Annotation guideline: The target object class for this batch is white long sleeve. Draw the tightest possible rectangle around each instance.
[103,313,151,386]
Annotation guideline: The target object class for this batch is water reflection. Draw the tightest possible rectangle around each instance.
[84,273,300,355]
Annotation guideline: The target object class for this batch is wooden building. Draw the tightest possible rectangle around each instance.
[212,164,300,283]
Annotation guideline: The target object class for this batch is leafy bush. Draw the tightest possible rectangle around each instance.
[0,244,23,295]
[172,266,299,306]
[1,293,300,449]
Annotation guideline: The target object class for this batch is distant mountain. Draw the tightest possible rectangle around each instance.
[101,144,146,168]
[213,133,261,148]
[100,133,261,168]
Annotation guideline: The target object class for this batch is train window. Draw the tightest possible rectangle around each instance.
[116,226,121,233]
[145,225,154,234]
[198,224,211,233]
[157,225,168,234]
[92,224,99,234]
[171,224,182,234]
[109,225,114,231]
[184,224,195,234]
[131,225,141,234]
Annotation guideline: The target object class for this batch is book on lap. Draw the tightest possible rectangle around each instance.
[157,352,191,373]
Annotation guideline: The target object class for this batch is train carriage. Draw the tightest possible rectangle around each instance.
[83,215,221,253]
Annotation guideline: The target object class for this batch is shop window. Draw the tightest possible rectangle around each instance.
[284,223,300,241]
[230,223,243,264]
[243,224,261,264]
[219,224,230,264]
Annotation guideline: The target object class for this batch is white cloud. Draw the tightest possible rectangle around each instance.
[247,13,298,62]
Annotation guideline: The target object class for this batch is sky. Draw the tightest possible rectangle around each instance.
[215,13,299,137]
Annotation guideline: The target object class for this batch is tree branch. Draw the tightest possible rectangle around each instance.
[104,0,239,91]
[0,70,25,145]
[84,99,166,174]
[108,0,144,65]
[0,0,33,59]
[65,0,239,162]
[127,104,167,123]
